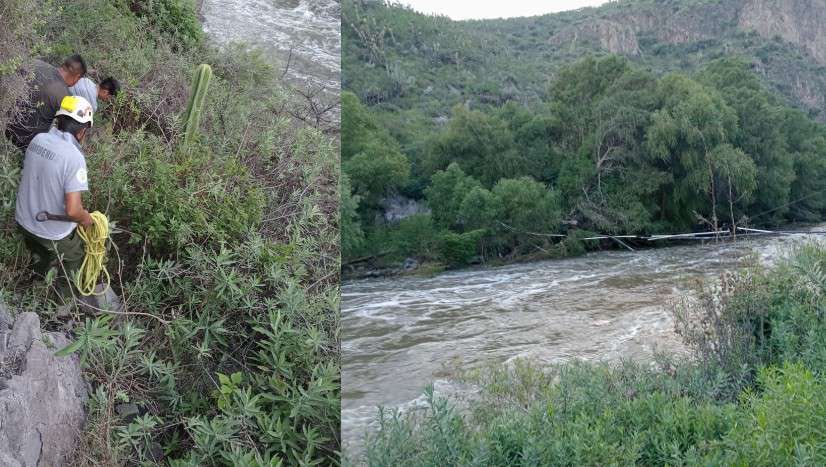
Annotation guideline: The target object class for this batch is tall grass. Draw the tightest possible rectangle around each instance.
[361,242,826,466]
[0,0,339,464]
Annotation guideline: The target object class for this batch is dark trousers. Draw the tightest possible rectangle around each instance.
[17,224,85,296]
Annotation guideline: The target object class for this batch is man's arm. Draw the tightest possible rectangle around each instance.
[65,191,92,227]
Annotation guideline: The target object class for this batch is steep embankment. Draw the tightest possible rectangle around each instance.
[1,0,340,465]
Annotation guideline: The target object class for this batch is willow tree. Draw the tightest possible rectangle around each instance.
[425,105,522,186]
[700,58,794,223]
[645,74,755,233]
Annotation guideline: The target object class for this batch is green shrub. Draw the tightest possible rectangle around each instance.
[342,174,366,260]
[425,163,481,229]
[492,177,562,254]
[436,229,484,267]
[391,214,439,260]
[714,363,826,465]
[364,360,739,466]
[93,132,265,256]
[129,0,203,48]
[675,242,826,397]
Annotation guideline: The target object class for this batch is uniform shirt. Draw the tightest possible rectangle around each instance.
[69,77,98,112]
[16,127,89,240]
[6,59,70,149]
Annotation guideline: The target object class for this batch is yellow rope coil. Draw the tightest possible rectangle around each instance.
[75,211,110,296]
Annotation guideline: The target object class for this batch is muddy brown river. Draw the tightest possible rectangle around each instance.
[342,228,826,454]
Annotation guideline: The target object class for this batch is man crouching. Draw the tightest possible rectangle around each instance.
[15,95,94,300]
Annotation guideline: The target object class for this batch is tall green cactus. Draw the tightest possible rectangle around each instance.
[182,64,212,146]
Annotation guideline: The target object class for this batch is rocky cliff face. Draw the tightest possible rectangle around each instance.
[739,0,826,64]
[551,19,641,55]
[545,0,826,118]
[548,1,738,53]
[550,0,826,64]
[0,307,88,467]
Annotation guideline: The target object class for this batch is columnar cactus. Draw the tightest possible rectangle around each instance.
[183,64,212,146]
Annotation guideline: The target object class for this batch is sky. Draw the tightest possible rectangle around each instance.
[401,0,612,20]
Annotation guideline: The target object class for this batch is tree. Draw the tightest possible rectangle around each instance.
[707,143,758,231]
[342,91,398,161]
[493,177,562,253]
[700,58,794,223]
[425,163,482,229]
[549,59,659,230]
[783,108,826,221]
[496,102,558,183]
[458,186,501,232]
[426,105,525,186]
[549,55,633,153]
[344,142,411,206]
[645,73,750,231]
[341,174,365,260]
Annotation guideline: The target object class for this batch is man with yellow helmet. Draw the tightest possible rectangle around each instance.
[15,95,95,298]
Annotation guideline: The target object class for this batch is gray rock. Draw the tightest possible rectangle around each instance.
[74,286,122,314]
[403,257,419,271]
[55,304,72,319]
[0,452,21,467]
[7,313,41,350]
[95,285,122,312]
[380,195,431,223]
[0,303,12,330]
[0,313,87,466]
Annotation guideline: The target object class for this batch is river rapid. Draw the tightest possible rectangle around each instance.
[201,0,340,97]
[342,228,826,454]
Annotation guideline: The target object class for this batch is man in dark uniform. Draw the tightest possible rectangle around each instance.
[5,54,87,152]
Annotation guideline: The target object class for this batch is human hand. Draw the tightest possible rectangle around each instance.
[79,210,93,228]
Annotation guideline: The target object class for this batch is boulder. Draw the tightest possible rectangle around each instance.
[403,257,419,271]
[0,311,87,466]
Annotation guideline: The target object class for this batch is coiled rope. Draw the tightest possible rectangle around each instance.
[75,211,110,296]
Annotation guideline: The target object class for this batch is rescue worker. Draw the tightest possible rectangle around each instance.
[69,76,121,112]
[15,95,94,300]
[5,55,87,152]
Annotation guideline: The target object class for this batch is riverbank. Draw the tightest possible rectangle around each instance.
[343,225,818,281]
[1,0,339,464]
[358,241,826,465]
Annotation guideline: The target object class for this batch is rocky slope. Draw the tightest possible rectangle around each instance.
[551,0,826,64]
[345,0,826,120]
[547,0,826,115]
[739,0,826,64]
[0,306,87,466]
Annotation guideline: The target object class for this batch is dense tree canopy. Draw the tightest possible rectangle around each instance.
[342,55,826,269]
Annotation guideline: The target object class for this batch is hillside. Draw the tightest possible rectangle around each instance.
[344,0,826,122]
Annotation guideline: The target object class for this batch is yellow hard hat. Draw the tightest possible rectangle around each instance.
[56,95,94,126]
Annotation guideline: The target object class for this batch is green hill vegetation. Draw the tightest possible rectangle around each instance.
[342,0,826,271]
[1,0,339,464]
